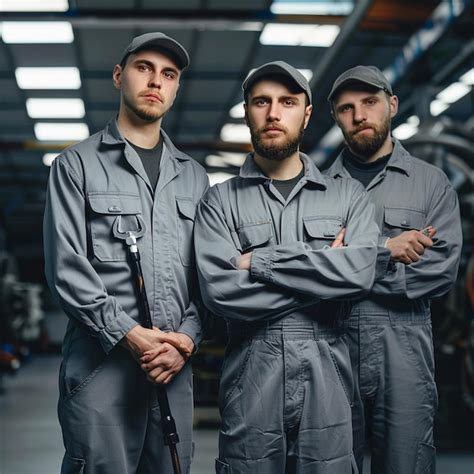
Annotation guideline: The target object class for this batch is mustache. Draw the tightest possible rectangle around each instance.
[258,124,287,134]
[352,124,375,135]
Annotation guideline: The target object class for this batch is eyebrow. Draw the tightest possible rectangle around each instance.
[132,59,179,76]
[250,94,301,103]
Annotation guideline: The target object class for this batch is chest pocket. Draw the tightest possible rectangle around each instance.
[303,216,343,250]
[88,192,142,262]
[384,207,425,238]
[176,197,197,267]
[237,221,274,252]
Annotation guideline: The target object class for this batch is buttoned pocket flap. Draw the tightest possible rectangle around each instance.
[176,197,196,221]
[237,221,273,251]
[303,217,343,239]
[88,193,141,215]
[384,207,425,230]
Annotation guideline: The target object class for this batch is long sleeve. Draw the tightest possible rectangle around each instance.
[250,190,390,298]
[371,178,462,299]
[44,157,137,353]
[194,193,317,323]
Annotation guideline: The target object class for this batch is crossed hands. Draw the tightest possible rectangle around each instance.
[331,226,437,264]
[236,225,436,270]
[121,325,194,385]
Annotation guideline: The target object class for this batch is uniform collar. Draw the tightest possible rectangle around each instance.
[101,117,190,162]
[239,152,327,188]
[328,137,412,178]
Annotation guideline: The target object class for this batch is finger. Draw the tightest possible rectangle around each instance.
[406,249,420,263]
[331,228,346,248]
[412,242,425,255]
[417,233,434,248]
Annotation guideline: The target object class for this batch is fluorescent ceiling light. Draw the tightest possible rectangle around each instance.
[229,101,245,119]
[15,67,81,90]
[260,24,340,47]
[430,100,449,117]
[35,123,89,141]
[220,124,251,143]
[392,123,417,141]
[406,115,420,127]
[206,153,246,168]
[270,1,354,16]
[26,98,85,119]
[207,172,235,186]
[2,21,73,43]
[42,153,59,167]
[459,68,474,86]
[436,82,470,104]
[0,0,69,11]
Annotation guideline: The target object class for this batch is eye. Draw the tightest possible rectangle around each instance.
[163,70,177,80]
[366,97,378,105]
[338,104,352,113]
[253,98,268,106]
[283,99,296,107]
[137,63,151,72]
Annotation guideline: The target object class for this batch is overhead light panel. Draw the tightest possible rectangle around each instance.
[229,101,245,119]
[35,123,89,141]
[392,123,418,141]
[26,98,85,119]
[270,1,354,16]
[42,153,59,167]
[220,124,251,143]
[15,67,81,90]
[0,0,69,11]
[459,68,474,86]
[260,24,340,47]
[2,22,73,43]
[436,82,470,104]
[430,100,449,117]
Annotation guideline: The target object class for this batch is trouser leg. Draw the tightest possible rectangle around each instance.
[138,363,194,474]
[367,321,437,474]
[59,346,149,474]
[292,336,356,474]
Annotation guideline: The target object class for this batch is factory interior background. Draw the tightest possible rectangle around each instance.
[0,0,473,472]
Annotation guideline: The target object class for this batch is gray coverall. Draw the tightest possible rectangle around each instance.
[44,119,209,474]
[325,139,462,474]
[194,153,390,474]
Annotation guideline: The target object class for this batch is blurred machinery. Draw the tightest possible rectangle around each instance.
[405,116,473,448]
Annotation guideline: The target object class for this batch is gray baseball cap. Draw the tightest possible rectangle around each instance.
[328,65,393,102]
[119,32,190,70]
[242,61,312,104]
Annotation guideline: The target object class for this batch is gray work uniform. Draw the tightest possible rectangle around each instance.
[43,118,209,474]
[325,139,462,474]
[194,153,390,474]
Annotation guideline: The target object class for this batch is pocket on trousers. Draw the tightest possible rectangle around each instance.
[415,442,436,474]
[215,458,230,473]
[61,453,85,474]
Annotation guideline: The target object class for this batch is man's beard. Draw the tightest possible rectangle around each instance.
[343,114,391,158]
[123,93,165,123]
[250,119,305,161]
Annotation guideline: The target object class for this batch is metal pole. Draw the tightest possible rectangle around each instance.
[125,233,182,474]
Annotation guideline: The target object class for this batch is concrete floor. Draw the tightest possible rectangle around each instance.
[1,354,473,474]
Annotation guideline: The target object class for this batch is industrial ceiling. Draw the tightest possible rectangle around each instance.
[0,0,472,283]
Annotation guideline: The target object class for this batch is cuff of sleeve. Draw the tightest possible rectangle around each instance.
[380,236,390,248]
[250,248,274,282]
[98,311,138,354]
[375,246,392,280]
[177,320,202,351]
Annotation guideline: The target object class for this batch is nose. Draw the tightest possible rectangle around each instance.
[266,101,281,122]
[353,104,366,123]
[148,72,162,89]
